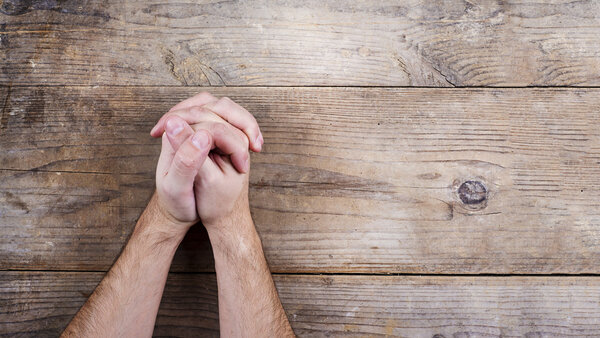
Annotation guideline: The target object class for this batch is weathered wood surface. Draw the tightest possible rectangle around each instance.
[0,169,215,271]
[1,86,599,273]
[0,272,219,337]
[2,272,600,337]
[2,0,600,86]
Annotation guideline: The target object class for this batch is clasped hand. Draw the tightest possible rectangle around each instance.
[149,92,263,236]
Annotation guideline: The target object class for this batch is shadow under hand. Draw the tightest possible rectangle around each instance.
[170,223,215,272]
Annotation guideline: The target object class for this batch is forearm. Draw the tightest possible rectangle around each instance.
[62,193,185,337]
[207,208,294,337]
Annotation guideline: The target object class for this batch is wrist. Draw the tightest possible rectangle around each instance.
[203,193,252,232]
[205,206,256,253]
[137,192,192,244]
[206,208,270,278]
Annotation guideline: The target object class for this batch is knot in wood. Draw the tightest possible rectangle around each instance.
[457,180,487,205]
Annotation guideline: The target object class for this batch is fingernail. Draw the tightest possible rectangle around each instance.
[192,131,209,149]
[166,119,183,137]
[150,124,159,135]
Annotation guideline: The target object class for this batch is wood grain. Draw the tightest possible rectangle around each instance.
[1,86,599,273]
[0,86,7,133]
[2,272,600,337]
[0,272,220,337]
[0,169,215,271]
[1,0,600,86]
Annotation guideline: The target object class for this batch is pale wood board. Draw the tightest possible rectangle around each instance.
[1,0,600,86]
[1,86,599,273]
[2,272,600,337]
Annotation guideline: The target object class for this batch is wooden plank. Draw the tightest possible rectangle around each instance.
[280,275,600,337]
[0,169,124,270]
[0,169,215,271]
[1,1,600,86]
[2,272,600,337]
[1,86,600,273]
[0,272,219,337]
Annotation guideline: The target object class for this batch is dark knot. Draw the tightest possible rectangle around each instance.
[457,180,487,205]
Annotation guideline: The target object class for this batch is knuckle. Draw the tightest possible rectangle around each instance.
[198,91,215,101]
[229,126,249,148]
[189,106,206,115]
[241,131,250,148]
[165,114,182,125]
[212,122,228,135]
[190,106,223,121]
[162,112,175,122]
[217,96,235,111]
[218,96,233,105]
[174,153,198,171]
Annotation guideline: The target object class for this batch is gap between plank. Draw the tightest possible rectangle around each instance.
[2,84,600,89]
[3,268,600,277]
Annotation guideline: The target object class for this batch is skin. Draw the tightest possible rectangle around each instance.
[62,93,294,337]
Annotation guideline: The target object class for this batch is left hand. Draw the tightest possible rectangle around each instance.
[154,119,213,231]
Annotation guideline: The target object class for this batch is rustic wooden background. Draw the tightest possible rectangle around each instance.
[1,0,600,337]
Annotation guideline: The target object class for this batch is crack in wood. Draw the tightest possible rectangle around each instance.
[430,64,456,87]
[0,84,11,132]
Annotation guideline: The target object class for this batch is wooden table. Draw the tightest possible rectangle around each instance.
[2,1,600,336]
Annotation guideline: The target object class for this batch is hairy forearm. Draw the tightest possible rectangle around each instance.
[207,206,294,337]
[62,193,185,337]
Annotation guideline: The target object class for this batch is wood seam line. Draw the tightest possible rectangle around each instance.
[4,270,600,278]
[3,85,600,89]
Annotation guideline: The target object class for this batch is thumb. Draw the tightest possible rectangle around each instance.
[164,130,212,195]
